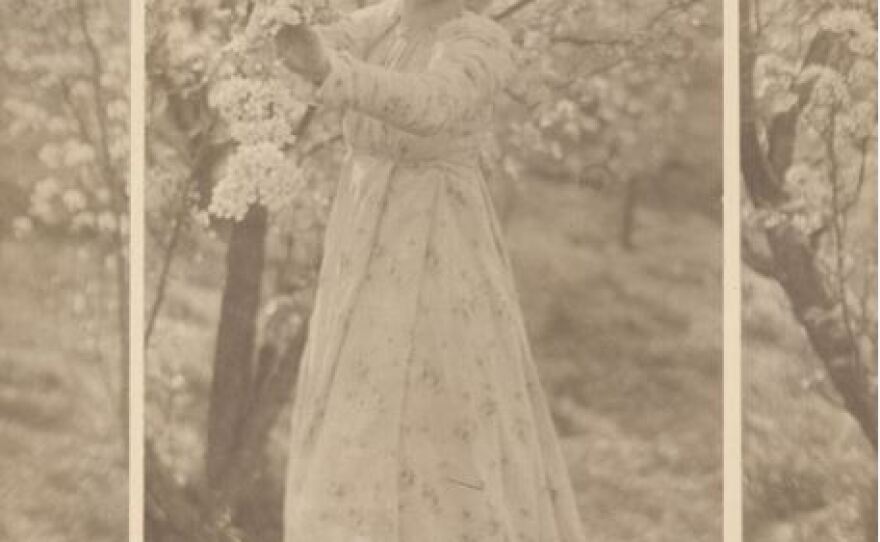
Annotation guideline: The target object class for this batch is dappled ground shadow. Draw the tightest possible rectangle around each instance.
[149,174,722,541]
[0,240,127,542]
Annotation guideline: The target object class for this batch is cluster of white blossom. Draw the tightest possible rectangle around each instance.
[209,142,305,220]
[210,76,307,145]
[207,0,319,221]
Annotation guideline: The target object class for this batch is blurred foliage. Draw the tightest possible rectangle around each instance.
[0,0,131,418]
[0,1,130,538]
[0,0,130,243]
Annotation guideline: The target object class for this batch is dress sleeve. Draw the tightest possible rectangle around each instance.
[315,15,515,136]
[316,0,400,59]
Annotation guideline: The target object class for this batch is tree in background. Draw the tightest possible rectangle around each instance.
[144,0,719,539]
[740,0,877,538]
[0,0,130,450]
[740,0,876,453]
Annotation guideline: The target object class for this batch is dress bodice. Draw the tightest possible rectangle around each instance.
[312,1,514,166]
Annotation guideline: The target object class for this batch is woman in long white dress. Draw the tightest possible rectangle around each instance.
[272,0,587,539]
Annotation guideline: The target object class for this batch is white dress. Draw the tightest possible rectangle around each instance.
[283,2,587,540]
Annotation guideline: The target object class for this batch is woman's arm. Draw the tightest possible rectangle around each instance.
[315,15,514,136]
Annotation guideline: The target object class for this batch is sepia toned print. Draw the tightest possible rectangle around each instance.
[145,0,721,540]
[0,0,130,540]
[739,0,877,540]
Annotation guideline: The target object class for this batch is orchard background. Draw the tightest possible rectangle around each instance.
[0,0,725,540]
[144,0,723,541]
[0,0,874,540]
[0,0,129,540]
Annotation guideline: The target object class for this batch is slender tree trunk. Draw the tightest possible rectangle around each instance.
[205,205,269,490]
[76,0,131,454]
[197,43,318,518]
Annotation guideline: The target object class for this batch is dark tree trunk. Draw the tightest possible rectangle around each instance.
[205,205,269,490]
[739,0,877,449]
[146,293,307,542]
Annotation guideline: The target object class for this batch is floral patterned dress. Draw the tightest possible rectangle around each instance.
[283,2,586,540]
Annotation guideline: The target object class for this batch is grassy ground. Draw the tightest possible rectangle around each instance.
[149,175,723,540]
[507,180,722,541]
[0,239,127,542]
[743,269,876,542]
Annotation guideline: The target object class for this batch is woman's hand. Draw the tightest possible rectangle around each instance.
[274,23,331,85]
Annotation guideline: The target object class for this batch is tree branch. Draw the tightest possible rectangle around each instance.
[492,0,538,21]
[77,0,131,455]
[741,214,777,279]
[552,0,704,47]
[739,0,877,449]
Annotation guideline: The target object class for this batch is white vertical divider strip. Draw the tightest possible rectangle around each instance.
[130,0,146,539]
[723,0,742,540]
